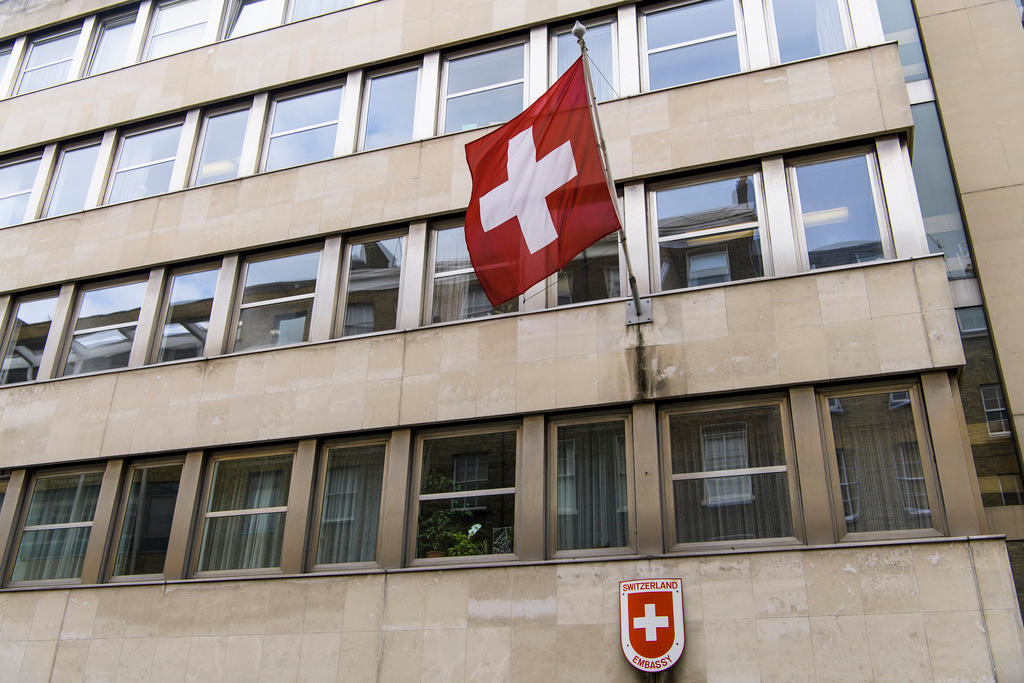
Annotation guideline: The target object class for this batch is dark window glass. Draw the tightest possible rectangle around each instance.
[112,464,182,576]
[875,0,928,82]
[557,233,620,304]
[64,280,147,376]
[1,294,57,384]
[343,236,403,336]
[316,444,385,564]
[556,421,629,551]
[158,267,219,362]
[235,250,319,351]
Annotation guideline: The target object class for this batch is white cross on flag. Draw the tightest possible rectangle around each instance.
[464,57,621,306]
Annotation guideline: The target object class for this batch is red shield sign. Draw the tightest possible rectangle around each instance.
[619,578,685,672]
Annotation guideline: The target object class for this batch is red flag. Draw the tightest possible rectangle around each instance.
[464,57,622,307]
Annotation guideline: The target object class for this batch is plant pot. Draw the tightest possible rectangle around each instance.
[425,550,446,558]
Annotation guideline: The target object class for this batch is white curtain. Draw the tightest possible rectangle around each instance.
[316,447,384,564]
[556,423,629,551]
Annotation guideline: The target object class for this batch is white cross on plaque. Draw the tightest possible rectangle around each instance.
[633,603,669,642]
[479,126,578,254]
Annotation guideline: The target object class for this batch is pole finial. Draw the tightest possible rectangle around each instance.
[572,21,586,40]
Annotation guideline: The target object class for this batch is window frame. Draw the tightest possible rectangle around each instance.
[818,382,946,542]
[143,0,214,61]
[547,411,636,559]
[408,421,523,566]
[228,243,323,353]
[0,289,60,386]
[309,436,389,571]
[357,61,421,152]
[42,137,103,218]
[5,465,106,587]
[787,146,894,272]
[548,15,618,100]
[58,275,149,377]
[105,118,185,205]
[222,0,288,40]
[149,260,221,363]
[192,445,296,577]
[85,10,138,77]
[190,101,251,187]
[980,384,1011,437]
[335,228,407,339]
[105,456,186,582]
[647,165,772,292]
[261,80,346,172]
[0,152,44,227]
[438,36,529,136]
[639,0,749,93]
[15,26,83,96]
[658,395,803,552]
[762,0,854,65]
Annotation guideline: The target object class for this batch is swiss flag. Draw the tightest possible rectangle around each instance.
[464,57,622,307]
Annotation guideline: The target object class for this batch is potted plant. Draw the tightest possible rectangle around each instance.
[417,507,458,557]
[447,523,488,556]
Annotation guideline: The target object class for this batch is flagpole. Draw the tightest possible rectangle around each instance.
[573,22,647,322]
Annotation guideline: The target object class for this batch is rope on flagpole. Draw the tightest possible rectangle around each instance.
[574,21,648,324]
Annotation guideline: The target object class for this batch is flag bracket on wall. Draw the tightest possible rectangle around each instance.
[626,296,653,325]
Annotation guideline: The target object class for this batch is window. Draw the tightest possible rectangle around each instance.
[876,0,928,83]
[955,306,987,336]
[234,248,320,351]
[664,401,795,546]
[155,265,219,362]
[290,0,354,21]
[9,470,103,583]
[414,428,517,559]
[225,0,285,39]
[340,234,403,336]
[981,385,1011,436]
[910,102,972,279]
[0,292,57,384]
[192,106,249,185]
[0,45,11,81]
[790,152,890,270]
[107,123,183,204]
[428,225,518,323]
[146,0,212,60]
[823,386,939,535]
[196,452,292,572]
[62,278,147,376]
[110,462,182,577]
[86,12,136,76]
[16,28,81,95]
[556,233,621,305]
[0,155,42,228]
[442,42,526,134]
[264,85,343,171]
[766,0,850,64]
[554,418,630,552]
[360,66,418,151]
[44,141,101,217]
[314,442,385,566]
[553,19,616,101]
[653,172,765,290]
[642,0,744,91]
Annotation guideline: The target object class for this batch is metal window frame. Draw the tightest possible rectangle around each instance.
[222,0,288,40]
[546,411,636,558]
[407,421,523,566]
[335,228,407,339]
[438,37,529,136]
[42,137,103,218]
[149,261,222,364]
[104,119,186,204]
[143,0,217,61]
[980,384,1011,437]
[357,61,422,152]
[0,153,45,223]
[818,381,947,542]
[309,435,390,571]
[261,80,346,172]
[0,289,60,386]
[658,394,803,552]
[57,275,149,377]
[15,26,83,95]
[84,10,138,77]
[190,100,252,186]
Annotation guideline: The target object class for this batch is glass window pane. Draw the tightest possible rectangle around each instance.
[343,236,403,335]
[64,280,146,376]
[673,473,792,543]
[910,102,971,279]
[316,444,385,564]
[0,157,41,228]
[771,0,846,63]
[0,48,10,80]
[556,421,629,550]
[75,280,147,330]
[158,267,219,362]
[265,124,337,171]
[648,35,740,90]
[88,15,136,75]
[363,69,418,150]
[557,233,620,305]
[271,88,343,135]
[227,0,282,38]
[433,225,472,274]
[647,0,736,50]
[194,108,249,185]
[112,464,182,576]
[1,294,57,385]
[421,431,517,493]
[241,251,320,304]
[290,0,354,21]
[17,30,80,95]
[556,22,615,101]
[64,327,136,375]
[657,176,758,237]
[876,0,928,82]
[444,82,524,134]
[147,0,210,59]
[108,161,176,203]
[208,455,291,512]
[431,272,517,323]
[119,126,182,167]
[46,143,101,217]
[25,473,103,526]
[235,298,313,349]
[447,44,524,95]
[795,155,884,269]
[109,125,183,203]
[828,391,933,533]
[12,527,93,581]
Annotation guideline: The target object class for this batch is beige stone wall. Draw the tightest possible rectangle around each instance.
[917,0,1024,456]
[0,256,959,468]
[0,0,126,39]
[0,539,1018,681]
[0,45,909,293]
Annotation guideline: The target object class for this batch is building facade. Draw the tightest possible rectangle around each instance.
[0,0,1022,680]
